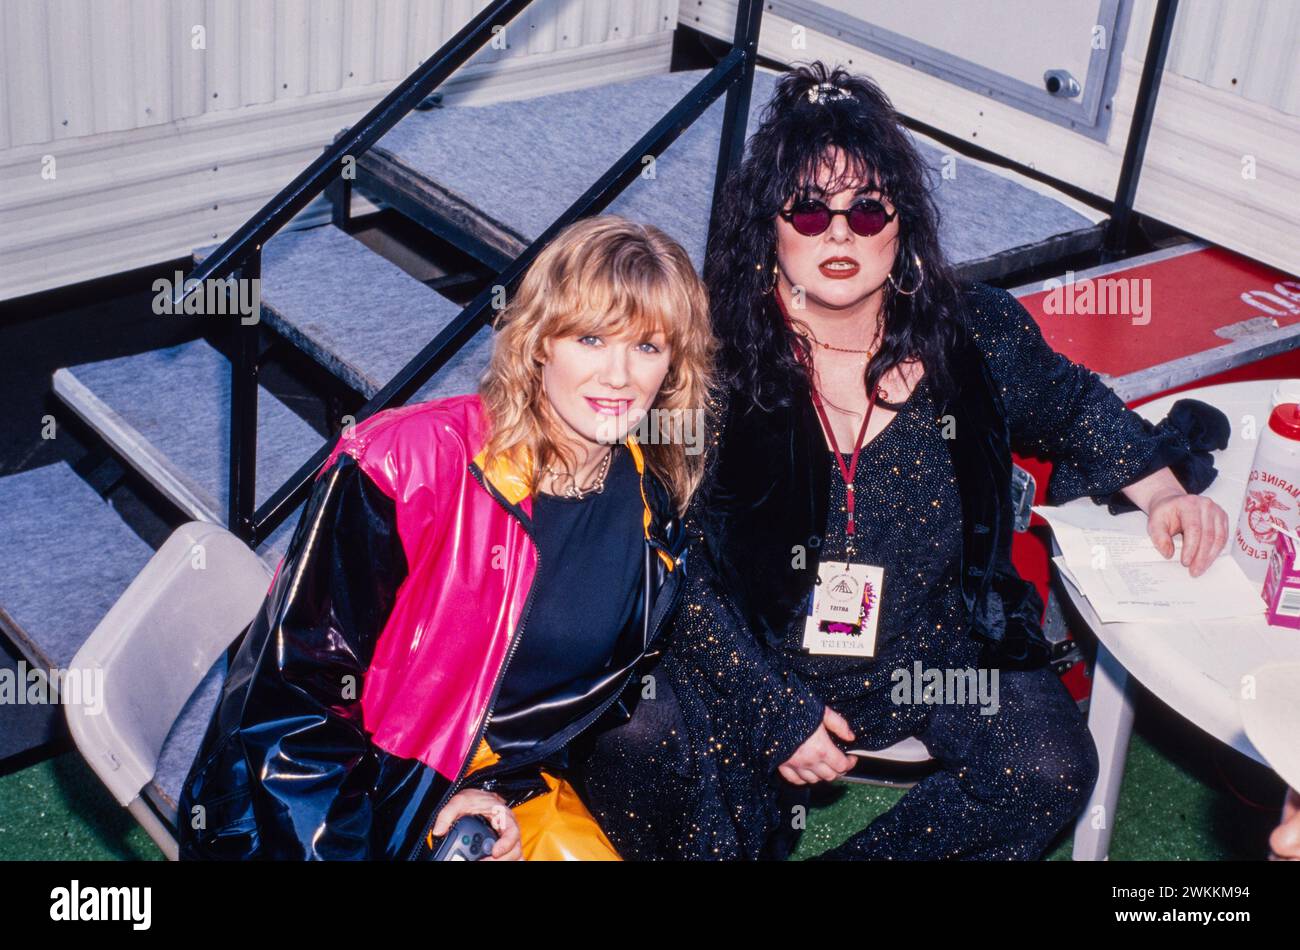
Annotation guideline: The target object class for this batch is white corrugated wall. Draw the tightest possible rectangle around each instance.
[0,0,679,300]
[1161,0,1300,116]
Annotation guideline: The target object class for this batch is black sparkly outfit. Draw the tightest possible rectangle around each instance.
[782,378,972,748]
[571,282,1226,860]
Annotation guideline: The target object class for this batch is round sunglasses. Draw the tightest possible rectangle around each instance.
[778,197,897,237]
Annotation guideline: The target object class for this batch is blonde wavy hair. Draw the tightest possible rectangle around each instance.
[479,215,716,515]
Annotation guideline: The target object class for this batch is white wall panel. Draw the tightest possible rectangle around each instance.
[132,0,175,129]
[49,0,94,141]
[5,1,54,147]
[1162,0,1300,115]
[375,0,411,82]
[341,0,379,90]
[0,0,678,300]
[173,0,207,119]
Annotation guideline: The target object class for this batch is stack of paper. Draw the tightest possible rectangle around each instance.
[1034,504,1263,624]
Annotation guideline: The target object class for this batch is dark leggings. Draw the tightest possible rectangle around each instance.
[570,673,701,861]
[577,662,1098,860]
[813,663,1099,860]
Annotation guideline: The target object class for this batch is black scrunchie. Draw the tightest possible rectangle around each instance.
[1095,398,1231,515]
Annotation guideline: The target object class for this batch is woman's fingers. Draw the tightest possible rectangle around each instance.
[810,760,842,783]
[1148,509,1175,559]
[808,730,854,777]
[1191,501,1218,575]
[827,744,855,775]
[431,796,470,837]
[781,743,854,786]
[823,706,856,743]
[1204,499,1228,566]
[778,717,858,785]
[1148,495,1231,576]
[432,788,508,839]
[1184,497,1228,576]
[1181,510,1203,570]
[486,810,522,861]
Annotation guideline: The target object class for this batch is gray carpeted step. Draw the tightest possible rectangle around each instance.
[0,462,155,670]
[53,339,313,561]
[0,461,238,821]
[369,68,1103,278]
[193,225,494,403]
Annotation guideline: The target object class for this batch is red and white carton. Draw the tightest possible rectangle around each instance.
[1262,528,1300,629]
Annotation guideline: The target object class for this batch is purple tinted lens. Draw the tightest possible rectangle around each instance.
[848,203,888,236]
[785,200,826,233]
[791,203,831,235]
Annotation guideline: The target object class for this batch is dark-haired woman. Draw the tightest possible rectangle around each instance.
[571,63,1230,860]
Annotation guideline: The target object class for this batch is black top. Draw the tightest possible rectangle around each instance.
[494,444,645,715]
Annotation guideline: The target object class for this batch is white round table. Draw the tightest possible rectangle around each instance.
[1056,380,1300,860]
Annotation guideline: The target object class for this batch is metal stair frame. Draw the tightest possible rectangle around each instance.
[177,0,767,551]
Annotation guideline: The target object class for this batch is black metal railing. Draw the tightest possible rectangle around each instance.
[172,0,765,547]
[1101,0,1179,261]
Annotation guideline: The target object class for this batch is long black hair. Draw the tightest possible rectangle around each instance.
[704,61,967,411]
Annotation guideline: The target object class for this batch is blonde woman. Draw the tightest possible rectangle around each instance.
[178,215,715,860]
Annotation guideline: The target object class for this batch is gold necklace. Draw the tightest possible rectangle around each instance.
[801,323,883,356]
[812,338,875,355]
[543,447,614,500]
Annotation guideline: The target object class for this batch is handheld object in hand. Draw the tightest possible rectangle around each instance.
[431,814,499,861]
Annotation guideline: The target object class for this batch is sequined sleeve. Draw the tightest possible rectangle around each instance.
[963,281,1210,508]
[669,539,828,772]
[665,392,828,774]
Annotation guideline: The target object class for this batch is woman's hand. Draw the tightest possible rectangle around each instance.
[778,706,857,785]
[1146,489,1229,577]
[1120,466,1229,577]
[432,788,523,861]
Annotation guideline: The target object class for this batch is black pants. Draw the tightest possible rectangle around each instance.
[570,673,700,860]
[576,662,1098,861]
[812,663,1099,860]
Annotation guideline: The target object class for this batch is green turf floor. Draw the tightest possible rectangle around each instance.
[0,689,1285,861]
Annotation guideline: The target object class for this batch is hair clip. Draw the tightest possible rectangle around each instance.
[807,82,852,105]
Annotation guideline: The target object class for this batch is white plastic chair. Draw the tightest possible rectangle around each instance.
[840,737,935,787]
[854,736,933,764]
[63,521,272,859]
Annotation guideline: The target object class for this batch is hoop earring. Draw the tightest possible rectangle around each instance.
[757,258,779,295]
[887,252,925,296]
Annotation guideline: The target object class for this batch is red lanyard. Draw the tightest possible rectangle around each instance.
[810,385,876,536]
[774,288,875,536]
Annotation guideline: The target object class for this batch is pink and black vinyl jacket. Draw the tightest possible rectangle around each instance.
[177,393,687,860]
